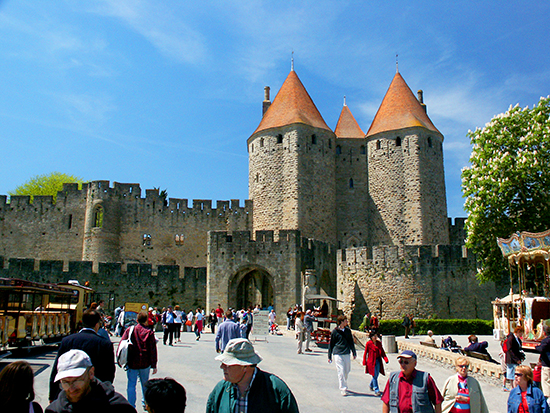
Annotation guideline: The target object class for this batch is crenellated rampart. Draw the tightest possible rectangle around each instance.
[0,255,206,311]
[448,217,468,246]
[337,244,505,328]
[207,230,337,313]
[0,181,253,269]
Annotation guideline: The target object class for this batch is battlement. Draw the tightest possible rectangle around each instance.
[0,180,252,217]
[210,230,315,247]
[163,198,252,215]
[0,256,182,276]
[0,255,207,311]
[209,230,336,257]
[338,243,473,267]
[448,217,468,246]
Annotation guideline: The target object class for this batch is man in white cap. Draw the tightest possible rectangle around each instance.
[381,350,443,413]
[206,338,299,413]
[46,349,136,413]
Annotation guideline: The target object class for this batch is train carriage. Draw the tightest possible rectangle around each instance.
[0,278,93,350]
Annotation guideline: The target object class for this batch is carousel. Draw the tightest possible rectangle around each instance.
[495,229,550,348]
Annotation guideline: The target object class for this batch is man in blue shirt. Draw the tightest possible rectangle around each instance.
[162,307,175,346]
[216,310,242,353]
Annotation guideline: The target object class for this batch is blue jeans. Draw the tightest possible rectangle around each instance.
[370,359,381,392]
[127,367,150,408]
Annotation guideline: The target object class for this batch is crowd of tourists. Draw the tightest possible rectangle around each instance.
[327,314,550,413]
[4,302,550,413]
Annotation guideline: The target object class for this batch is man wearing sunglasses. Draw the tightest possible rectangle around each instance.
[381,350,443,413]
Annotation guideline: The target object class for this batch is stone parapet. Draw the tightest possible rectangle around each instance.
[396,340,503,379]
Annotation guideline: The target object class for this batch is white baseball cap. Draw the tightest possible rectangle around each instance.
[54,349,92,382]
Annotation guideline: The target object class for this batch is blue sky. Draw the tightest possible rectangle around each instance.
[0,1,548,219]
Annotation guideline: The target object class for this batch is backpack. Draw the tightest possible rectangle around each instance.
[116,325,135,368]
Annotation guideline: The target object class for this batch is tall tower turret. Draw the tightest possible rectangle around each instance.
[248,69,336,244]
[365,71,449,246]
[82,181,122,267]
[334,100,370,248]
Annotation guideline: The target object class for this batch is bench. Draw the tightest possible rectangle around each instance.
[462,349,498,364]
[420,341,438,348]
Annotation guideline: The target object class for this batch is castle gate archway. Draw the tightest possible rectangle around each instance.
[229,266,274,310]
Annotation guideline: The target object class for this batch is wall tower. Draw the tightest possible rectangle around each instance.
[82,180,122,266]
[248,69,337,244]
[365,71,449,246]
[334,101,371,248]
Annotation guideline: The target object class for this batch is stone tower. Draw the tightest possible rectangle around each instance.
[82,180,122,266]
[365,70,449,246]
[334,101,370,249]
[248,69,337,244]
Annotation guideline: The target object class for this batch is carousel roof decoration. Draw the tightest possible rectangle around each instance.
[497,228,550,266]
[496,228,550,302]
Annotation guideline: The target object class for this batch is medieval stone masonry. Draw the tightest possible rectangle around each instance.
[0,67,503,323]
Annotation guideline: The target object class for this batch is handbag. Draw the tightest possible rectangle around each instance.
[116,325,135,369]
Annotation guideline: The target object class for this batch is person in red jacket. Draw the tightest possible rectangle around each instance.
[119,312,158,409]
[363,331,389,396]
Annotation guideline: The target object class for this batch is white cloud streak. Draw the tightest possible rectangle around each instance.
[89,0,208,65]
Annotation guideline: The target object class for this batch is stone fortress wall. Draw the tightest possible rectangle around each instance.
[338,218,507,328]
[0,182,498,320]
[207,229,337,315]
[335,138,370,249]
[0,255,206,310]
[0,181,252,271]
[0,68,501,321]
[365,128,449,247]
[248,124,337,245]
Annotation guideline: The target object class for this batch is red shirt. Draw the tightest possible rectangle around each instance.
[520,391,529,413]
[381,370,444,413]
[215,307,224,318]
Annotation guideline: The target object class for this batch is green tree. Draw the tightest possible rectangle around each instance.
[9,172,84,202]
[461,96,550,283]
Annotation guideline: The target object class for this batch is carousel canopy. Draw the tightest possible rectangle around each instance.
[497,229,550,266]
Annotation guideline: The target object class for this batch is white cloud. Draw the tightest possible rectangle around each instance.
[53,92,117,126]
[89,0,208,65]
[0,6,114,77]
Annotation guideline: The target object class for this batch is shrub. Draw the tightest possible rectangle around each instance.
[378,319,493,336]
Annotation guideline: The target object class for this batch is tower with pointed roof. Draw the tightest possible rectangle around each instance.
[334,101,370,248]
[248,69,337,244]
[365,70,449,245]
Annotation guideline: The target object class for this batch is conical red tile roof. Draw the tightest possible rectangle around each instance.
[335,104,364,138]
[366,72,440,137]
[252,70,331,135]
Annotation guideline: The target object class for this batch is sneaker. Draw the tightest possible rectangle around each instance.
[503,386,510,392]
[374,391,382,397]
[305,349,312,352]
[341,391,349,396]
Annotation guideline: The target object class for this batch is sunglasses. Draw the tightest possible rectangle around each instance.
[515,373,523,377]
[398,359,413,365]
[457,365,469,368]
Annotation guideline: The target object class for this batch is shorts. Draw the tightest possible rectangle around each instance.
[506,363,517,380]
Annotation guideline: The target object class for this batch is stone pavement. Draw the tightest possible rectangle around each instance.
[7,330,517,412]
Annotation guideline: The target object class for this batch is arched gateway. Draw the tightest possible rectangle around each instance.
[229,266,274,310]
[206,230,336,315]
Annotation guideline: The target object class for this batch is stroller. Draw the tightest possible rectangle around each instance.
[441,336,462,353]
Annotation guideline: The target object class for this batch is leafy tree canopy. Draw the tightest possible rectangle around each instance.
[462,96,550,283]
[9,172,84,202]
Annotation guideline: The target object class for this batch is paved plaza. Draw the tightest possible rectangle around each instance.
[4,330,522,412]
